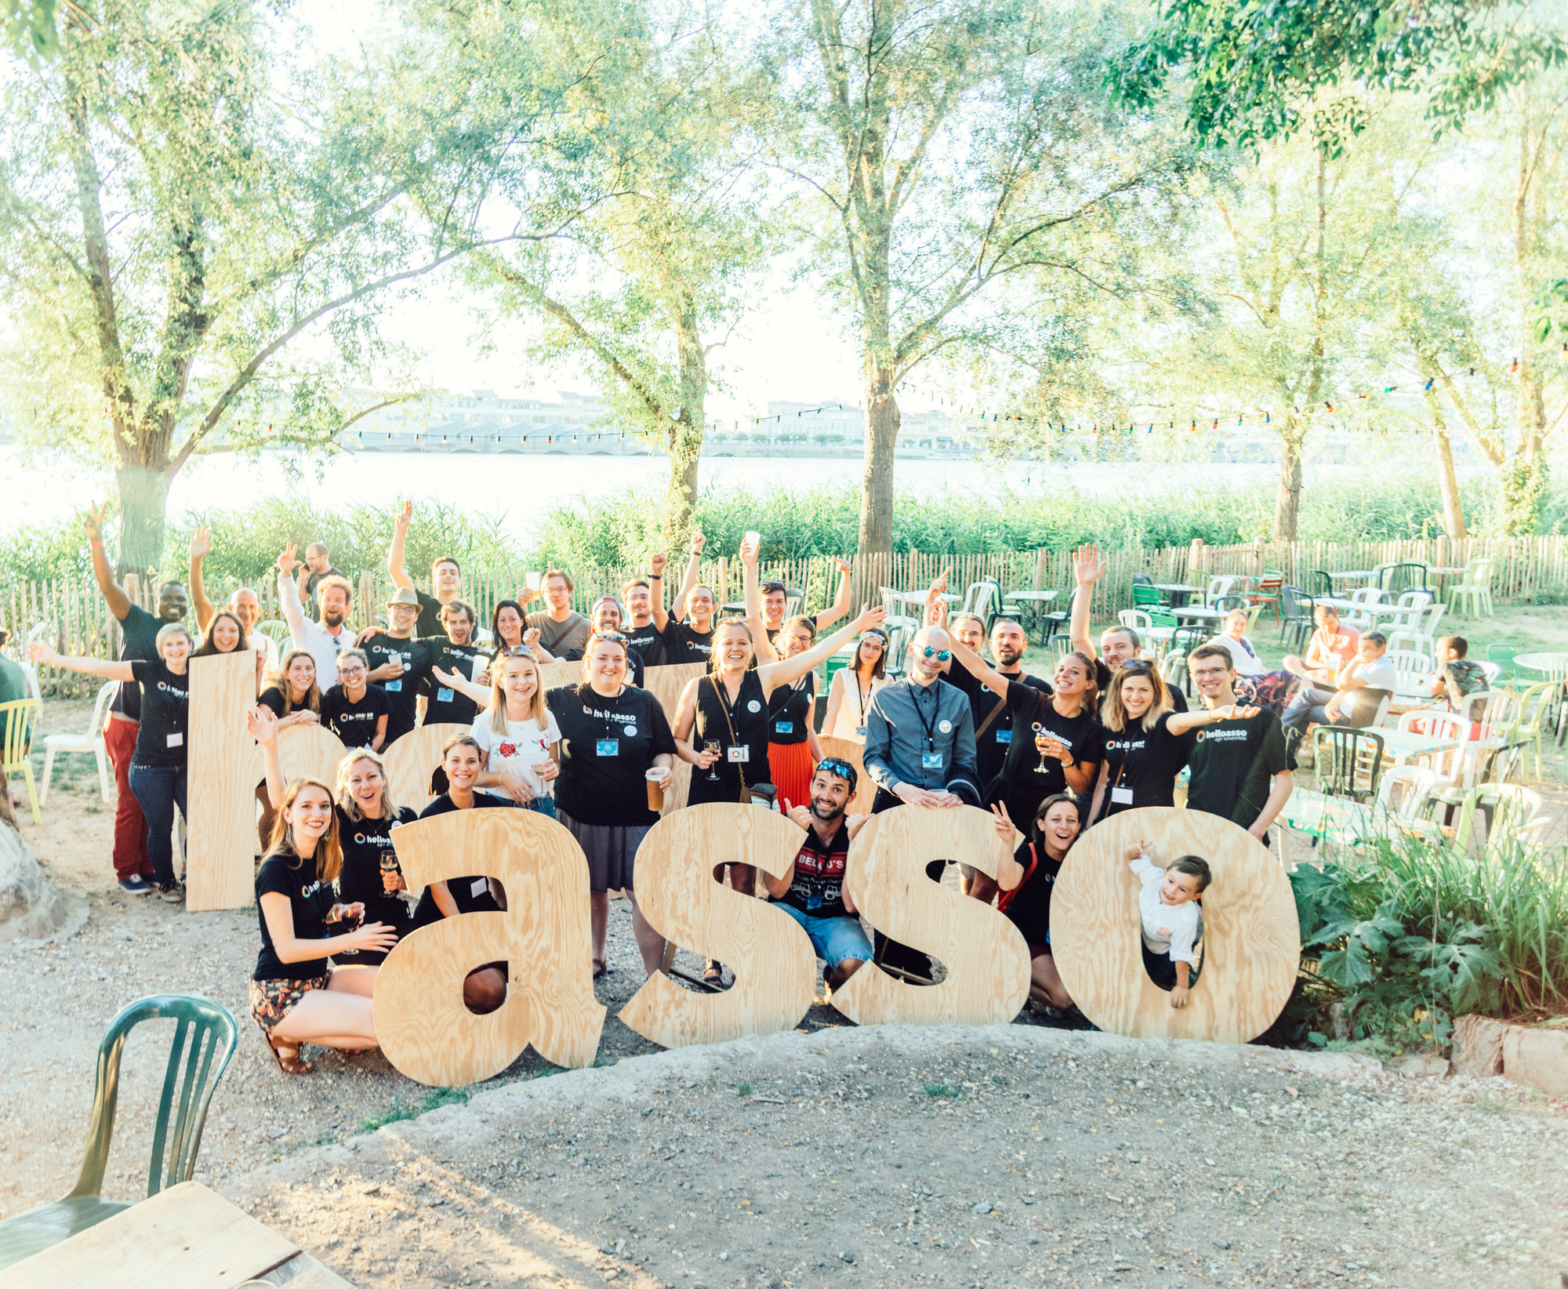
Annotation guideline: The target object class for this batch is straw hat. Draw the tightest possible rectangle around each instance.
[385,587,421,609]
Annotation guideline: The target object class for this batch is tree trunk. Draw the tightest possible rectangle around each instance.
[858,363,900,556]
[115,464,172,578]
[1273,425,1304,541]
[663,304,707,545]
[1424,386,1468,538]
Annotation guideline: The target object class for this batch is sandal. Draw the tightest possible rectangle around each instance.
[266,1033,314,1076]
[703,959,725,987]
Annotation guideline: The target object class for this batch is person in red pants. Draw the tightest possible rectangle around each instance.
[85,507,189,894]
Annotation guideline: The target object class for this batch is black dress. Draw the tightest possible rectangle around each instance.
[688,670,771,805]
[999,839,1062,950]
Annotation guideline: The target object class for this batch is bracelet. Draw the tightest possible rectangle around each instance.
[89,539,103,548]
[649,573,661,579]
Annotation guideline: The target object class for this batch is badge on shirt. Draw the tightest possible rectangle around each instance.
[385,679,402,692]
[596,738,620,757]
[938,719,952,733]
[996,729,1012,744]
[854,725,868,737]
[470,878,488,898]
[727,746,750,763]
[774,721,793,735]
[436,687,454,703]
[1111,786,1135,806]
[625,725,637,738]
[921,751,943,771]
[166,732,183,748]
[747,700,762,713]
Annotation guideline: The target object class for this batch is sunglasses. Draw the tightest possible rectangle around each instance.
[590,632,627,643]
[816,757,858,785]
[503,645,535,656]
[1121,660,1155,672]
[916,646,952,661]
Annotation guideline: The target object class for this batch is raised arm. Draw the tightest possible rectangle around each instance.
[740,538,779,664]
[756,606,888,698]
[815,558,854,632]
[988,803,1026,892]
[29,642,133,682]
[84,506,133,621]
[671,530,704,622]
[276,546,308,645]
[388,500,414,590]
[431,666,491,707]
[1167,703,1258,735]
[1069,542,1104,661]
[247,706,288,808]
[189,525,216,632]
[649,551,671,633]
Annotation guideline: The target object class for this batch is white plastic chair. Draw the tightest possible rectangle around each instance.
[1384,591,1433,632]
[40,680,115,805]
[1204,575,1239,606]
[1119,609,1153,631]
[1410,602,1447,656]
[1387,649,1432,694]
[1476,660,1502,686]
[1341,587,1386,632]
[1396,709,1473,779]
[1383,628,1424,657]
[1375,764,1452,820]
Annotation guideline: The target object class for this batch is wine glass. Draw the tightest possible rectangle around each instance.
[380,852,401,894]
[704,739,722,781]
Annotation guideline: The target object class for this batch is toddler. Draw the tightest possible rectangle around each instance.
[1125,842,1209,1008]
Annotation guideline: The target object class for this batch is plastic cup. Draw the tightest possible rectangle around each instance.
[645,768,665,811]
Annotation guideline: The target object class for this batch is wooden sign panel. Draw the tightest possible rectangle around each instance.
[377,809,605,1085]
[384,722,467,807]
[817,735,873,815]
[187,651,262,912]
[638,662,706,815]
[1050,807,1299,1043]
[832,805,1030,1028]
[619,805,816,1048]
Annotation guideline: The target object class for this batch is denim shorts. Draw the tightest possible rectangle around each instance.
[775,902,873,968]
[527,795,557,819]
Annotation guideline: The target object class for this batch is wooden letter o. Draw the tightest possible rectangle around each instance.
[619,804,817,1048]
[830,805,1030,1027]
[376,809,605,1085]
[1050,807,1300,1042]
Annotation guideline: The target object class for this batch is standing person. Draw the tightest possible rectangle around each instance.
[387,500,464,639]
[822,625,890,741]
[193,608,265,691]
[297,542,345,623]
[990,795,1083,1019]
[1067,543,1188,712]
[277,544,355,681]
[489,598,528,652]
[84,506,187,894]
[1087,663,1220,824]
[361,587,434,745]
[652,531,717,665]
[756,616,826,811]
[525,569,591,656]
[1283,603,1361,687]
[419,600,490,729]
[546,633,677,979]
[320,649,389,750]
[436,648,563,815]
[1185,644,1293,842]
[560,597,647,686]
[188,525,279,675]
[621,572,667,668]
[32,626,195,901]
[757,556,854,649]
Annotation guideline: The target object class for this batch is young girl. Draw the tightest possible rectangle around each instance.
[436,648,562,814]
[821,626,889,741]
[755,615,826,810]
[320,648,390,750]
[991,795,1081,1014]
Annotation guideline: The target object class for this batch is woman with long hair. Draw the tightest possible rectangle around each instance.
[755,614,826,810]
[193,607,267,691]
[489,599,528,652]
[545,634,677,977]
[320,648,390,751]
[991,795,1082,1016]
[329,745,417,966]
[435,647,562,814]
[245,707,398,1074]
[260,648,323,723]
[822,625,889,741]
[1087,661,1212,824]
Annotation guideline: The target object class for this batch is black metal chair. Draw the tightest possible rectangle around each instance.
[1308,570,1334,600]
[1279,585,1314,649]
[1312,727,1385,802]
[1211,595,1249,615]
[1378,562,1430,596]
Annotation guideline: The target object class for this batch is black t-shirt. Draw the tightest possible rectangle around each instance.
[1002,839,1062,947]
[989,682,1104,826]
[1186,707,1290,829]
[941,665,1053,785]
[661,619,714,667]
[320,683,391,747]
[767,674,816,746]
[253,851,341,980]
[128,659,190,767]
[1094,658,1188,713]
[1095,710,1193,821]
[410,793,513,928]
[336,804,418,934]
[547,683,678,827]
[304,566,345,621]
[257,685,317,719]
[780,820,851,919]
[622,622,667,669]
[363,633,433,743]
[111,604,163,721]
[420,638,490,728]
[561,644,646,688]
[413,589,445,641]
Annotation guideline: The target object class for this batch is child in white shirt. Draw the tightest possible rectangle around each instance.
[1126,842,1209,1008]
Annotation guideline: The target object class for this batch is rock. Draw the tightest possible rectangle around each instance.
[971,1201,992,1215]
[1396,1053,1449,1079]
[0,820,70,944]
[1502,1025,1568,1100]
[1452,1015,1509,1078]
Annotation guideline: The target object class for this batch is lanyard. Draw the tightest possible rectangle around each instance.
[855,674,872,724]
[910,683,940,751]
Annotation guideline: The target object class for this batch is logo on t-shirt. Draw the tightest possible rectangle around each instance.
[499,742,517,757]
[1195,726,1249,744]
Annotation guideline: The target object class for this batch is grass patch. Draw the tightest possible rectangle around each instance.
[923,1082,962,1099]
[357,1085,473,1134]
[736,1080,752,1097]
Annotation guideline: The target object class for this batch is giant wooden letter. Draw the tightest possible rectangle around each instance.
[1050,807,1299,1043]
[619,804,816,1048]
[384,722,467,807]
[187,651,263,911]
[377,809,605,1085]
[832,805,1030,1027]
[636,662,707,815]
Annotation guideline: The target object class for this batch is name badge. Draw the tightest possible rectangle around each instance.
[437,687,454,703]
[854,725,868,738]
[166,732,183,748]
[921,751,943,771]
[596,738,620,757]
[470,878,488,898]
[774,721,793,735]
[727,746,750,763]
[806,890,823,911]
[385,679,402,692]
[1111,786,1135,806]
[996,729,1012,744]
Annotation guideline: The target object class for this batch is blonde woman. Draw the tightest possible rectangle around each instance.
[436,647,562,815]
[246,707,398,1074]
[259,648,323,724]
[821,626,890,740]
[331,745,417,965]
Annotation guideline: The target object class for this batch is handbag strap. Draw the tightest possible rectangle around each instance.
[997,841,1038,914]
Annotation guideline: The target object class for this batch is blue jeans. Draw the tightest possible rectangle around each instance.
[775,901,873,968]
[127,762,188,887]
[527,795,557,819]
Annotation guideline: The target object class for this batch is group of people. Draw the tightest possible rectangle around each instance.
[35,513,1315,1071]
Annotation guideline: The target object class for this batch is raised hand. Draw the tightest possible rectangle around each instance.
[1073,542,1106,586]
[854,603,888,631]
[246,705,280,744]
[84,504,106,543]
[522,627,541,648]
[277,542,300,575]
[834,557,852,576]
[27,641,54,665]
[689,530,705,555]
[189,525,213,559]
[739,536,759,566]
[1122,839,1152,862]
[989,800,1015,844]
[784,798,813,831]
[651,551,668,577]
[396,499,413,531]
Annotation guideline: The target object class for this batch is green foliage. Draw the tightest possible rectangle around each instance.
[355,1085,473,1134]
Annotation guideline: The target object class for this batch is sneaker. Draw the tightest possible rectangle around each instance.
[159,881,185,904]
[118,876,155,896]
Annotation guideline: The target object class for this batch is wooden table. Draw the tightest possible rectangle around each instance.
[0,1182,355,1289]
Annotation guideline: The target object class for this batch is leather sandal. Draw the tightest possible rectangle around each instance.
[266,1033,314,1075]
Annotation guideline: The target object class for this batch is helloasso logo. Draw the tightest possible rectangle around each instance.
[1195,726,1250,743]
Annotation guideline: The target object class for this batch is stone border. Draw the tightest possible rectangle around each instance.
[1453,1014,1568,1100]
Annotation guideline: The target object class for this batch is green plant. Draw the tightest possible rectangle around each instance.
[736,1080,752,1096]
[922,1082,961,1099]
[356,1085,473,1134]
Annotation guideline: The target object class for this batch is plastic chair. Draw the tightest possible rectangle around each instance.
[1485,644,1517,683]
[1446,558,1496,616]
[1501,681,1556,782]
[255,619,291,644]
[0,698,41,825]
[1278,586,1314,649]
[975,580,1022,634]
[40,681,115,805]
[1204,575,1240,606]
[1308,570,1334,600]
[0,995,238,1272]
[1119,609,1153,631]
[1247,571,1284,622]
[1046,632,1076,659]
[1388,650,1433,695]
[1409,601,1447,656]
[1378,563,1430,596]
[1476,660,1502,687]
[1448,783,1548,854]
[1132,582,1164,610]
[1313,726,1385,802]
[1375,764,1452,820]
[1242,603,1265,635]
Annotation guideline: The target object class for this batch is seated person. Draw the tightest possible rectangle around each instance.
[992,794,1083,1020]
[1429,635,1489,709]
[1127,842,1208,1009]
[1283,604,1359,688]
[1280,631,1395,754]
[766,758,874,1002]
[1205,609,1266,676]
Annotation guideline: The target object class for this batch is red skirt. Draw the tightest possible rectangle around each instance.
[767,742,816,813]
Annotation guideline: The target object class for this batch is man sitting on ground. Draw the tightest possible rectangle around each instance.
[1284,603,1359,687]
[1068,542,1187,711]
[1281,630,1396,756]
[764,758,874,1004]
[1430,635,1489,709]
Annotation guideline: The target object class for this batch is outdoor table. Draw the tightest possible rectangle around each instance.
[1513,651,1568,679]
[1004,588,1062,644]
[1171,605,1227,624]
[1153,583,1203,606]
[1328,570,1378,584]
[0,1180,355,1289]
[1282,789,1448,847]
[1313,597,1404,616]
[1374,727,1462,767]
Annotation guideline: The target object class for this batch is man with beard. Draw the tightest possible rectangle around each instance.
[559,596,648,686]
[757,555,853,650]
[362,587,435,744]
[764,757,874,1003]
[297,541,345,622]
[419,600,490,728]
[85,506,188,894]
[278,543,356,681]
[187,525,278,674]
[1068,542,1188,712]
[387,500,466,639]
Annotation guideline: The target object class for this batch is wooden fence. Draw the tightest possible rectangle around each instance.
[8,535,1566,696]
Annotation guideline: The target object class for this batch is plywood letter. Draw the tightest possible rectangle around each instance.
[619,804,816,1047]
[1050,807,1299,1043]
[186,651,262,912]
[832,806,1030,1027]
[384,722,467,807]
[637,662,707,815]
[376,808,604,1085]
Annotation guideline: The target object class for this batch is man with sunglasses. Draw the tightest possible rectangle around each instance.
[1068,542,1188,711]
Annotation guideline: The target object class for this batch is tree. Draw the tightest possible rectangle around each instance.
[0,1,561,572]
[770,0,1184,555]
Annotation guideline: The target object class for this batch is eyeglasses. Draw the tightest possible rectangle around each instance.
[589,632,626,643]
[916,646,952,661]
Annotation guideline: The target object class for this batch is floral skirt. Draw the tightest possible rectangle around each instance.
[1234,670,1299,715]
[249,974,330,1037]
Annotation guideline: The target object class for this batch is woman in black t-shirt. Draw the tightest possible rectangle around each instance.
[546,633,677,979]
[32,625,200,900]
[490,599,527,652]
[194,608,265,692]
[330,745,417,966]
[992,794,1081,1013]
[259,648,322,723]
[1088,662,1206,825]
[247,708,399,1074]
[320,648,390,750]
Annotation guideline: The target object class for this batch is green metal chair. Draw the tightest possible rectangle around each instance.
[255,619,291,644]
[1485,643,1517,684]
[0,995,238,1271]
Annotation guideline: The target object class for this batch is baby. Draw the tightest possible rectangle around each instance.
[1125,842,1210,1009]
